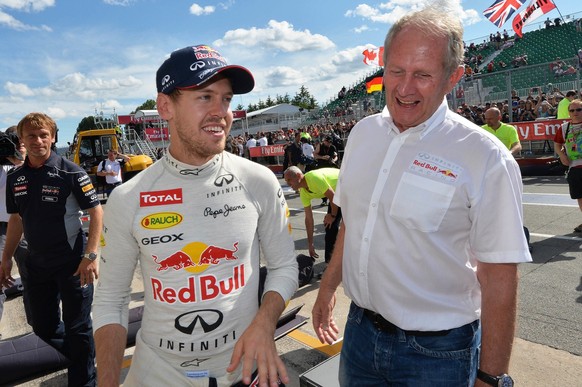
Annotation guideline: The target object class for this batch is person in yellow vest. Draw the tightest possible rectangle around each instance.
[482,107,522,155]
[557,90,578,119]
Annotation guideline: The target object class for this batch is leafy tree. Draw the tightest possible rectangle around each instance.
[76,116,96,132]
[133,99,157,113]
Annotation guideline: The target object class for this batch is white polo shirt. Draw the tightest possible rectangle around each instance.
[335,99,532,331]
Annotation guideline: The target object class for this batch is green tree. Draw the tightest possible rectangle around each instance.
[291,86,318,110]
[76,116,96,132]
[134,99,157,113]
[276,94,291,104]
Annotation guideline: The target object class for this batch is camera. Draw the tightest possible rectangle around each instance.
[0,131,23,165]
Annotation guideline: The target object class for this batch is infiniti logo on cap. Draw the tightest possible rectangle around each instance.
[190,61,205,71]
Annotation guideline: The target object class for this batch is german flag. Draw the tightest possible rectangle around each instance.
[366,76,383,94]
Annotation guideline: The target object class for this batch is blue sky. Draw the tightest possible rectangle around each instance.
[0,0,580,145]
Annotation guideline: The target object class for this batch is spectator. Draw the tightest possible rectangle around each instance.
[545,17,553,29]
[92,44,297,387]
[554,99,582,232]
[96,148,130,197]
[461,106,475,122]
[286,131,304,169]
[519,100,538,122]
[312,8,529,386]
[474,106,485,125]
[300,137,316,171]
[536,99,555,118]
[257,131,268,147]
[557,90,578,119]
[0,113,103,387]
[245,134,256,160]
[487,61,494,73]
[314,136,338,169]
[483,107,522,155]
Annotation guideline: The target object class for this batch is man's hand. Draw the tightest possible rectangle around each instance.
[0,258,14,288]
[308,244,319,259]
[227,292,288,387]
[323,214,335,229]
[74,257,99,286]
[312,291,340,345]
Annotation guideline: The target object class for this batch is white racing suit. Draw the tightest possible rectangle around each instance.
[93,151,297,386]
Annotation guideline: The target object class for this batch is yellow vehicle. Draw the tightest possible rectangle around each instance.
[69,128,153,180]
[68,113,157,191]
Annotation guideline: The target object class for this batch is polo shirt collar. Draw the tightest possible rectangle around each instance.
[382,98,449,139]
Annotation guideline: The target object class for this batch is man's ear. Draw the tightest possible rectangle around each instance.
[156,93,173,121]
[448,65,465,91]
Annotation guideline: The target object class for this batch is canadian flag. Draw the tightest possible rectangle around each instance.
[363,47,384,67]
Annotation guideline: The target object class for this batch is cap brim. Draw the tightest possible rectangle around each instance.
[178,65,255,95]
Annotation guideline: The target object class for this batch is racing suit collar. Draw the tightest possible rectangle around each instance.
[163,151,221,177]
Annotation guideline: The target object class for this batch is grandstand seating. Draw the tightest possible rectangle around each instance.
[467,21,582,99]
[314,17,582,123]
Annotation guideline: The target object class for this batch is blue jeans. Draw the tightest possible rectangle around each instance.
[339,303,480,386]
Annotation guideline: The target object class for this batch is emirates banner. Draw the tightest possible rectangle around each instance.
[145,127,170,141]
[514,118,568,141]
[249,145,286,157]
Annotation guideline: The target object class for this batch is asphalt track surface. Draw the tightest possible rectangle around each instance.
[1,174,582,386]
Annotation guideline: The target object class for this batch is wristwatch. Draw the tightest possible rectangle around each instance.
[83,252,98,261]
[477,369,514,387]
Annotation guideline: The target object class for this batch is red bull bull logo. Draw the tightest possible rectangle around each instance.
[153,251,195,271]
[152,241,239,273]
[438,169,457,179]
[199,242,238,265]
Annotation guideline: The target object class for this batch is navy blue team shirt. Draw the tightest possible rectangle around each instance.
[6,151,100,267]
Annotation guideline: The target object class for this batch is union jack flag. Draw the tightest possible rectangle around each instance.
[483,0,526,28]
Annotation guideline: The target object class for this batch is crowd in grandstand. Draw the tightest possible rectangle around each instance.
[456,87,580,124]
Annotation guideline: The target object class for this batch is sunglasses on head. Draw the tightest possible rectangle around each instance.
[569,108,582,113]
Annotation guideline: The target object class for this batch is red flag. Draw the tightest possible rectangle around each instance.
[512,0,556,37]
[363,47,384,67]
[366,77,383,94]
[483,0,526,28]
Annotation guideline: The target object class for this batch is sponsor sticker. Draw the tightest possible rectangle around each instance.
[141,212,183,229]
[140,188,183,207]
[409,152,462,183]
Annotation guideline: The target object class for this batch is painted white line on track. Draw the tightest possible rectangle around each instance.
[530,232,582,241]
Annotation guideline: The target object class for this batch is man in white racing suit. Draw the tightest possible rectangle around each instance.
[93,44,298,387]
